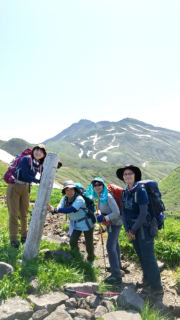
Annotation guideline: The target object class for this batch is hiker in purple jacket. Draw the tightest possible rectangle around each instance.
[6,144,47,248]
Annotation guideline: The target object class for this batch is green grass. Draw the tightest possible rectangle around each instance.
[0,200,100,300]
[159,166,180,213]
[119,218,180,264]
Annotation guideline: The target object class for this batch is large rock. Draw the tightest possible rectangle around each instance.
[43,306,73,320]
[0,262,14,280]
[117,287,144,312]
[94,305,107,319]
[87,294,102,308]
[65,297,77,308]
[27,276,39,294]
[27,291,69,312]
[0,297,33,320]
[76,309,92,320]
[45,250,72,260]
[32,309,49,320]
[64,282,99,295]
[103,310,142,320]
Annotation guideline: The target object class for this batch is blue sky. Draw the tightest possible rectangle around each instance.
[0,0,180,143]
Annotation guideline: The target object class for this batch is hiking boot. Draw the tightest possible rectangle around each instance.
[104,275,122,284]
[21,237,27,244]
[141,287,164,295]
[11,240,20,248]
[136,278,149,288]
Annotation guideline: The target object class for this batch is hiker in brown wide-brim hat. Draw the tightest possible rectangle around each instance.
[116,164,142,182]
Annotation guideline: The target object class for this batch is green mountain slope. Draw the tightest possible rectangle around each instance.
[55,165,165,189]
[159,166,180,214]
[0,139,33,156]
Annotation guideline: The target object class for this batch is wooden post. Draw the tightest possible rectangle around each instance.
[23,153,59,261]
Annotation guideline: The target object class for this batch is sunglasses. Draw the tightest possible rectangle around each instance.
[93,182,103,187]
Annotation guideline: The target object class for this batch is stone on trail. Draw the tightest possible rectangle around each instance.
[77,297,89,309]
[117,287,144,312]
[0,297,33,320]
[32,308,49,320]
[43,307,73,320]
[103,310,142,320]
[44,250,73,260]
[94,305,107,320]
[27,276,39,294]
[75,308,92,320]
[87,294,102,308]
[65,307,77,317]
[65,297,78,308]
[0,262,14,280]
[64,282,99,295]
[27,291,69,313]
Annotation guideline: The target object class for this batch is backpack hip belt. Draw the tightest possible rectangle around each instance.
[14,179,32,186]
[74,216,92,230]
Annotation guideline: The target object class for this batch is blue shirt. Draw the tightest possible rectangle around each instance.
[122,187,149,220]
[57,195,94,231]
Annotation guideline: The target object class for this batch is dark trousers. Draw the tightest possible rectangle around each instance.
[70,228,95,262]
[106,224,122,278]
[132,225,162,290]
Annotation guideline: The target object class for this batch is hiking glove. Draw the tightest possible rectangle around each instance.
[57,161,62,169]
[97,215,105,223]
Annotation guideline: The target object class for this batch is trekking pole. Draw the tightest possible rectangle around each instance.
[95,202,107,272]
[99,223,107,271]
[64,288,91,296]
[64,288,111,300]
[94,291,120,296]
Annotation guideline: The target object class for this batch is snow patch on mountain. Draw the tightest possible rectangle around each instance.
[134,124,159,132]
[60,135,66,140]
[80,140,88,146]
[71,143,75,146]
[90,134,101,145]
[129,125,142,132]
[106,127,115,131]
[0,149,14,164]
[132,134,151,138]
[79,148,83,158]
[100,156,108,162]
[93,144,119,159]
[87,151,92,157]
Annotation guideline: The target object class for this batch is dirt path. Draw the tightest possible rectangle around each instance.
[41,211,180,317]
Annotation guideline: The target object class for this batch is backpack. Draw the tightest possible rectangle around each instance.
[123,180,165,230]
[74,183,96,224]
[3,148,41,184]
[107,184,123,214]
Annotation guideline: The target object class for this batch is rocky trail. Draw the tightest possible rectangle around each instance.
[41,211,180,319]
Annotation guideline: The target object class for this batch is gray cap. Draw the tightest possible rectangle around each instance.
[62,180,78,194]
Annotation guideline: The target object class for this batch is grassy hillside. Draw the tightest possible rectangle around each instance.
[159,166,180,214]
[0,138,33,156]
[55,164,165,189]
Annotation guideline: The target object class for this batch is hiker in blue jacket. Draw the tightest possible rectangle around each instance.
[116,164,163,296]
[47,180,95,265]
[7,144,47,248]
[85,177,123,284]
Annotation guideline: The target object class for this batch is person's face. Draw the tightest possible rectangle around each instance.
[123,169,135,186]
[33,147,46,161]
[65,187,75,199]
[93,181,104,194]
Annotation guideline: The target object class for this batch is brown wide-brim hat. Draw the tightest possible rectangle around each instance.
[116,164,142,182]
[62,180,78,194]
[33,144,47,155]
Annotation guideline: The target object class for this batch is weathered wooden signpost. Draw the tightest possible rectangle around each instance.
[23,153,59,261]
